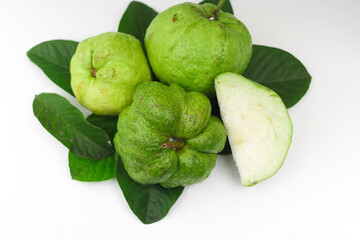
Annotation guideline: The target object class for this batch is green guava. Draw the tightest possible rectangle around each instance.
[113,81,227,188]
[70,32,152,116]
[144,2,252,97]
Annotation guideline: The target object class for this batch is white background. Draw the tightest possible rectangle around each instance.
[1,0,360,239]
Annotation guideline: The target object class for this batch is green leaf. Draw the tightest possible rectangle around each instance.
[27,40,78,96]
[86,114,118,140]
[118,1,158,51]
[199,0,233,14]
[33,93,114,160]
[243,45,311,108]
[68,152,118,182]
[116,159,184,224]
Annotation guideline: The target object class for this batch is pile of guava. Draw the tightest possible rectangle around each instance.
[29,0,310,224]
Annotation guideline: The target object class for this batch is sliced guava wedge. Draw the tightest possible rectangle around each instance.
[215,73,293,186]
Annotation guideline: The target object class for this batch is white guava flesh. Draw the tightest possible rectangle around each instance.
[215,73,293,186]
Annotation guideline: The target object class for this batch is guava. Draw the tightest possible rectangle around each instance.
[144,2,252,97]
[113,81,227,188]
[215,73,293,186]
[70,32,152,116]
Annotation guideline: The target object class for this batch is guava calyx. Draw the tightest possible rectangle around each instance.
[161,138,184,150]
[90,68,97,77]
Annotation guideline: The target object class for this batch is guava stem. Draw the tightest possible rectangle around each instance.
[161,140,184,150]
[212,0,226,16]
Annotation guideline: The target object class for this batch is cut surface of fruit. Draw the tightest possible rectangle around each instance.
[215,73,293,186]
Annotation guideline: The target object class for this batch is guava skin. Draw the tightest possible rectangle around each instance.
[70,32,152,116]
[144,3,252,97]
[113,82,227,188]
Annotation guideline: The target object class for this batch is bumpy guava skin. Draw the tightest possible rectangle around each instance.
[113,82,227,188]
[70,32,152,116]
[145,3,252,97]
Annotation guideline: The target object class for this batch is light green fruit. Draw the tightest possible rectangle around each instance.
[215,73,293,186]
[70,32,152,116]
[113,82,227,188]
[145,2,252,97]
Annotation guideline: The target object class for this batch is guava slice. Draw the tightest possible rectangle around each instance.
[215,73,293,186]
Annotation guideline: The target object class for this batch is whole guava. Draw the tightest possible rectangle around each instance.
[144,2,252,97]
[113,81,227,188]
[70,32,152,116]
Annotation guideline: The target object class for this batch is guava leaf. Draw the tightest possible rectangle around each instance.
[243,45,311,108]
[116,159,184,224]
[199,0,233,14]
[86,114,118,140]
[118,1,158,51]
[33,93,114,160]
[68,152,118,182]
[27,40,78,96]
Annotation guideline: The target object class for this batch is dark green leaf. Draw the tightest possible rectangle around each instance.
[243,45,311,108]
[69,152,118,182]
[27,40,78,96]
[118,1,158,51]
[117,159,184,224]
[86,114,118,140]
[33,93,114,160]
[199,0,233,14]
